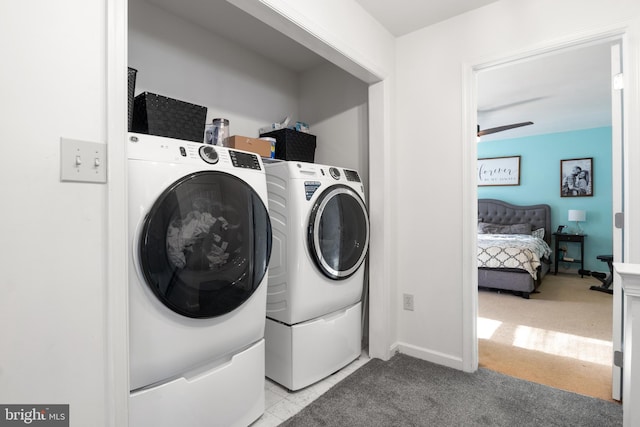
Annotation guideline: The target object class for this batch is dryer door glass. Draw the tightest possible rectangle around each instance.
[308,185,369,280]
[139,171,272,318]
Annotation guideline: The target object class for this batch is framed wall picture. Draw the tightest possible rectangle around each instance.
[560,157,593,197]
[477,156,521,186]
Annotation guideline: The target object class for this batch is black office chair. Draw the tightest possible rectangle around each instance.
[579,255,613,294]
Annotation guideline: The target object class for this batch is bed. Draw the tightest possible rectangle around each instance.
[477,199,553,298]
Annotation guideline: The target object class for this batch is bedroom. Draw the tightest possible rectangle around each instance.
[476,41,614,277]
[475,40,615,397]
[476,124,613,280]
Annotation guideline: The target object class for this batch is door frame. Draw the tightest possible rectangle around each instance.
[106,0,130,425]
[610,41,624,401]
[462,25,631,394]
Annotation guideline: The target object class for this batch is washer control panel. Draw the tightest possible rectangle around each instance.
[128,134,266,173]
[229,149,261,170]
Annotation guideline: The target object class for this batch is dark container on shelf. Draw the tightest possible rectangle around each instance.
[132,92,207,142]
[260,128,316,162]
[127,67,137,131]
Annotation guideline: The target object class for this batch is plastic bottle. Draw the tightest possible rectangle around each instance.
[212,118,229,146]
[261,137,276,158]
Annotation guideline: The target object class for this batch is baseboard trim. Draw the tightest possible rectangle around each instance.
[396,342,464,371]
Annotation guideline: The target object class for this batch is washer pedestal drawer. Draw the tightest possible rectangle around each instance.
[130,339,264,427]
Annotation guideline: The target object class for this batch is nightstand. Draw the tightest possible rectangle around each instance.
[553,232,586,276]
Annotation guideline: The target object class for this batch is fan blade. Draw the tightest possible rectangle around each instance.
[477,121,533,137]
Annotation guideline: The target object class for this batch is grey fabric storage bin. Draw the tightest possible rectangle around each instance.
[132,92,207,142]
[260,128,316,162]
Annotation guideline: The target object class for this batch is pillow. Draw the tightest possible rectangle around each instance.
[478,222,532,235]
[532,228,545,240]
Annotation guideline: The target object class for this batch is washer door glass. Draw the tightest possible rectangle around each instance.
[308,185,369,280]
[139,171,272,318]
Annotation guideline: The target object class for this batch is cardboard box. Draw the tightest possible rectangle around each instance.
[225,135,272,158]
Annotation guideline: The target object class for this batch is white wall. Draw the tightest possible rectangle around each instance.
[0,0,110,425]
[299,62,370,190]
[394,0,640,368]
[129,0,302,139]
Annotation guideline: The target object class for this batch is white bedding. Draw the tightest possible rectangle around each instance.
[477,234,552,279]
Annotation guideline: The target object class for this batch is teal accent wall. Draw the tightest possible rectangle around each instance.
[478,127,613,272]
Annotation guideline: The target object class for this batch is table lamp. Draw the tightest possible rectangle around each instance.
[568,209,586,234]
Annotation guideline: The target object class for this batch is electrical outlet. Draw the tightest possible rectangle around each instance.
[403,293,414,311]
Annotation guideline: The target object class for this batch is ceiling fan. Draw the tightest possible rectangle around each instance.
[477,121,534,137]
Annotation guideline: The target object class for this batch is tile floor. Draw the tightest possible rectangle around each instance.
[251,351,371,426]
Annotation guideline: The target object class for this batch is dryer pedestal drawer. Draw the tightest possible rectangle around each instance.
[265,302,361,391]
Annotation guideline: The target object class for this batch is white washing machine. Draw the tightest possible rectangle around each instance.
[264,160,369,390]
[127,133,272,427]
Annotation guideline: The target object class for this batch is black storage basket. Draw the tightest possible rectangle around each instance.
[127,67,137,132]
[132,92,207,142]
[260,128,316,162]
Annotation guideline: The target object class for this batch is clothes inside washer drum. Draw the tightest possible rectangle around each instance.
[166,210,238,270]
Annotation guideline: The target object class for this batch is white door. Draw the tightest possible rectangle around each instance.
[610,42,624,401]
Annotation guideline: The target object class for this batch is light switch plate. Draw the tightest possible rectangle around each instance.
[60,138,107,183]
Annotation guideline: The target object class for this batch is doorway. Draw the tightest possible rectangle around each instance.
[470,35,625,401]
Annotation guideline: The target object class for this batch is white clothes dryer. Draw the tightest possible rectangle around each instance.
[264,160,369,390]
[127,133,271,427]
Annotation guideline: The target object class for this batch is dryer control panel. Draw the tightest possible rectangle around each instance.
[344,169,361,182]
[329,167,341,180]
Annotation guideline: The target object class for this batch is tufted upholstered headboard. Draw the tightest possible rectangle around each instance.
[478,199,552,246]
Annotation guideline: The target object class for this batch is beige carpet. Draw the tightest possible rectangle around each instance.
[478,273,615,401]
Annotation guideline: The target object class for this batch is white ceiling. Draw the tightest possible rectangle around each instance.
[144,0,614,141]
[354,0,500,37]
[477,42,613,141]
